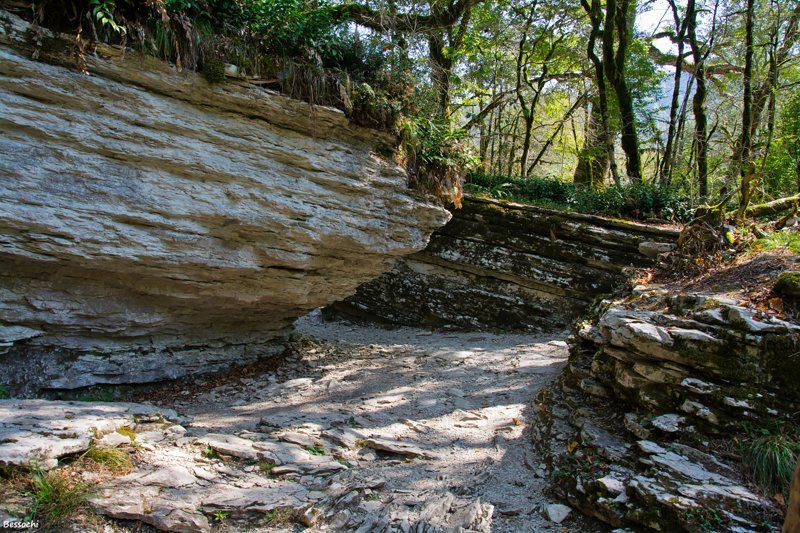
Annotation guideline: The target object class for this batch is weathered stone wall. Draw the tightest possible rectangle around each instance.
[532,289,799,531]
[331,197,679,332]
[0,11,450,394]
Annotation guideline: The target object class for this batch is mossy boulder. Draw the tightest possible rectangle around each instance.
[775,271,800,299]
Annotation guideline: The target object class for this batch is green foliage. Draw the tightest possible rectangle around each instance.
[763,92,800,197]
[742,433,799,494]
[89,0,126,35]
[115,426,137,441]
[213,510,229,522]
[752,230,800,254]
[239,0,335,57]
[262,506,294,525]
[259,461,276,473]
[85,444,133,474]
[0,385,8,399]
[685,507,723,532]
[400,117,476,205]
[466,173,693,221]
[29,468,90,526]
[201,445,217,459]
[76,387,116,402]
[305,445,325,456]
[202,57,226,84]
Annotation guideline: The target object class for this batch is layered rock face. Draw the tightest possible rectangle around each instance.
[533,290,798,531]
[0,11,449,394]
[332,197,678,332]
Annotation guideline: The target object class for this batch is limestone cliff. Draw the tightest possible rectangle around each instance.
[0,11,450,393]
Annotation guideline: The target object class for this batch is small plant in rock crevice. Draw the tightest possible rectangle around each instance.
[29,467,91,527]
[742,432,799,495]
[259,461,276,473]
[84,444,133,474]
[262,506,294,526]
[201,445,217,459]
[305,445,325,456]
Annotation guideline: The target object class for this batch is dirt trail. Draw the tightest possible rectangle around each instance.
[72,312,602,531]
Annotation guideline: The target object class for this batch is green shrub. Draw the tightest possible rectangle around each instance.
[465,172,693,222]
[305,445,325,456]
[203,57,226,84]
[76,387,116,402]
[400,118,477,206]
[742,434,799,494]
[259,461,276,473]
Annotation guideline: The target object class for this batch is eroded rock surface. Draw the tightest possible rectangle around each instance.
[0,399,178,469]
[0,11,449,394]
[331,197,679,333]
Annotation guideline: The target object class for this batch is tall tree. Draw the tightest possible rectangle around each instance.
[659,0,688,186]
[737,0,757,218]
[602,0,643,181]
[686,0,716,199]
[576,0,620,186]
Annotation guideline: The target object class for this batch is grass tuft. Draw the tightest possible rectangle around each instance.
[115,426,137,441]
[263,506,294,526]
[29,467,90,527]
[259,461,276,473]
[743,434,799,494]
[85,445,133,474]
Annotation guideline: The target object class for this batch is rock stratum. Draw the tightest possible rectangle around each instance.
[332,197,679,332]
[0,10,449,394]
[534,287,799,531]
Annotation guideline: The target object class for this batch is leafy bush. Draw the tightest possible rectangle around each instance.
[465,173,693,222]
[400,118,477,206]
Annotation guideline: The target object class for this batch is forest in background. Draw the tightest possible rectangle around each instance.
[10,0,800,221]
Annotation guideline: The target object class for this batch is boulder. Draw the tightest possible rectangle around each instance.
[0,11,449,394]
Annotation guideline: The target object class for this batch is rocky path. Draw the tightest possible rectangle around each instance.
[2,313,599,531]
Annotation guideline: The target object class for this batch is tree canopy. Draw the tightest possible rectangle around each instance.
[20,0,800,218]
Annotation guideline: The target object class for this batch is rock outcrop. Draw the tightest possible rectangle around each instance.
[331,197,679,332]
[0,10,449,395]
[533,288,799,531]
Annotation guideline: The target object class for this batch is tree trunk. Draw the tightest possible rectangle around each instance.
[428,32,453,119]
[580,0,619,185]
[660,0,687,186]
[687,0,709,199]
[737,0,756,220]
[574,98,610,188]
[603,0,642,182]
[784,458,800,533]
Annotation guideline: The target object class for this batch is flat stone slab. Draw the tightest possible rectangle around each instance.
[202,484,309,513]
[0,399,177,468]
[196,433,346,473]
[362,437,438,459]
[90,484,209,532]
